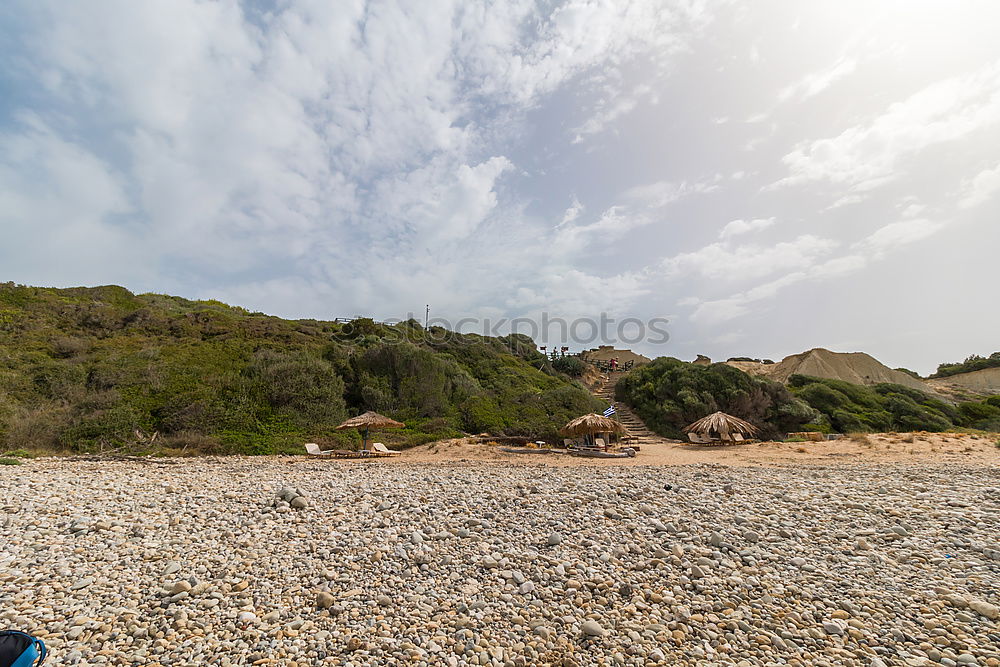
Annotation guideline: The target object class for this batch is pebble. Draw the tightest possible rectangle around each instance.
[170,580,192,595]
[970,599,999,620]
[1,458,997,665]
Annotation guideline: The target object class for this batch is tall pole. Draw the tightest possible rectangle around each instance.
[425,304,429,328]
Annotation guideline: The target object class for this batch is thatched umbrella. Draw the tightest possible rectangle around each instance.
[336,411,405,452]
[683,411,758,444]
[560,413,626,447]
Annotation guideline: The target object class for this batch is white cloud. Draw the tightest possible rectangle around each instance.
[2,0,712,320]
[572,84,654,142]
[775,59,1000,194]
[683,214,953,326]
[558,196,585,227]
[855,218,945,253]
[622,178,719,208]
[719,217,775,239]
[959,161,1000,208]
[0,115,146,285]
[778,57,856,102]
[663,234,838,282]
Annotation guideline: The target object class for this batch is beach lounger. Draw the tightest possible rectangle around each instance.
[304,443,334,456]
[594,438,607,451]
[687,433,710,444]
[372,442,400,456]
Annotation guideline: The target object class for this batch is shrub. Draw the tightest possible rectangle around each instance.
[958,401,1000,424]
[51,336,90,358]
[790,375,971,434]
[3,404,74,451]
[552,356,585,376]
[0,458,21,465]
[460,395,506,434]
[931,352,1000,378]
[849,432,874,447]
[0,283,601,453]
[158,431,222,453]
[975,417,1000,433]
[614,358,814,439]
[245,350,347,428]
[1,449,35,459]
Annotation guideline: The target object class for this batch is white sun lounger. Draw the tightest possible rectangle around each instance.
[304,443,334,456]
[372,442,400,456]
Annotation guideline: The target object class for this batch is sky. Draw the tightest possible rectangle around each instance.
[1,0,998,375]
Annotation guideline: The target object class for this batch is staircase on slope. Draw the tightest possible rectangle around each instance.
[593,372,665,447]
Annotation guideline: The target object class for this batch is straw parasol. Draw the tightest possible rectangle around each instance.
[560,413,626,447]
[683,411,758,443]
[336,411,405,452]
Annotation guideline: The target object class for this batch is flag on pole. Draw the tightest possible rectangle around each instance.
[603,405,616,417]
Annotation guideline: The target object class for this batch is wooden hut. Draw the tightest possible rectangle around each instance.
[683,411,758,445]
[560,413,626,449]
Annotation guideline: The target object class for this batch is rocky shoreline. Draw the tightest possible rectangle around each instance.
[2,458,999,666]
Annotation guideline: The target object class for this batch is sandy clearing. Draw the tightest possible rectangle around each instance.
[387,432,1000,468]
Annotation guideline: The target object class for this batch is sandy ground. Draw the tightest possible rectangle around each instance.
[388,432,1000,467]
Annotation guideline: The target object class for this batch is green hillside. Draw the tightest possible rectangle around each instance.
[930,352,1000,379]
[613,356,1000,439]
[0,283,602,454]
[614,357,817,440]
[788,375,1000,433]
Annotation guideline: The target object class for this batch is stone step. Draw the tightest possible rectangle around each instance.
[589,373,672,446]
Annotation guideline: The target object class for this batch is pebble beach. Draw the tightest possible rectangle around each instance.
[2,457,999,666]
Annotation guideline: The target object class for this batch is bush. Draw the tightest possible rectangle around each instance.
[460,395,506,434]
[931,352,1000,378]
[3,404,74,451]
[958,401,1000,424]
[614,358,815,439]
[245,350,347,428]
[0,449,34,458]
[789,375,975,434]
[552,356,585,376]
[0,283,601,453]
[51,336,90,358]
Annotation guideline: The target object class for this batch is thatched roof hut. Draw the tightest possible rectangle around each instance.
[683,411,758,444]
[560,413,627,438]
[337,411,405,431]
[336,411,405,451]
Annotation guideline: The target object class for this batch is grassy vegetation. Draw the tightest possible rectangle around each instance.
[787,375,1000,433]
[614,357,817,440]
[613,358,1000,439]
[930,352,1000,378]
[0,283,602,455]
[551,356,586,377]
